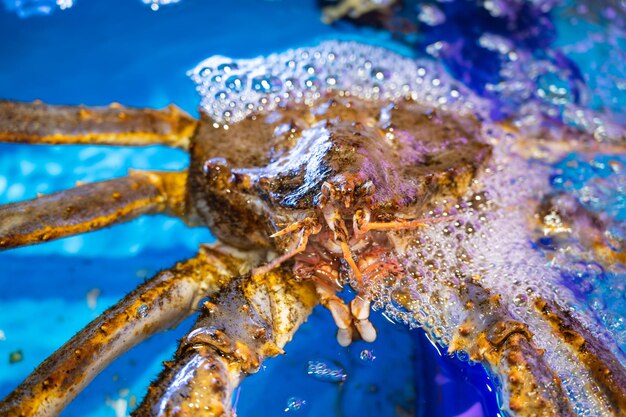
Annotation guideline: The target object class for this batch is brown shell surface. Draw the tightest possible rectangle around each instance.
[187,95,492,248]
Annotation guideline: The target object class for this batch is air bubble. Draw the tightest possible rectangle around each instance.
[304,76,321,91]
[325,76,338,86]
[604,225,626,252]
[513,294,528,306]
[225,75,246,92]
[252,76,282,93]
[371,68,390,81]
[189,41,491,124]
[307,360,347,383]
[284,77,299,89]
[303,64,316,75]
[284,397,306,413]
[217,62,238,73]
[198,67,212,77]
[359,349,376,362]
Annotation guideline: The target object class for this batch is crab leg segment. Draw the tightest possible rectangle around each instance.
[535,299,626,414]
[448,283,576,417]
[323,207,362,282]
[315,281,355,347]
[350,297,376,343]
[0,245,254,417]
[0,170,190,250]
[0,100,197,149]
[253,218,321,276]
[135,266,317,417]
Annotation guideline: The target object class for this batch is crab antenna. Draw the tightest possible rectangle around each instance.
[0,100,197,149]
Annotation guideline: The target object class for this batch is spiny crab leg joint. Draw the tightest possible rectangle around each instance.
[254,179,452,346]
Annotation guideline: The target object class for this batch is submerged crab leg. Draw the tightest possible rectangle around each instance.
[0,170,191,250]
[0,100,197,149]
[0,245,257,417]
[135,266,317,417]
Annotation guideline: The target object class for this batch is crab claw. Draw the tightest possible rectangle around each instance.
[351,297,377,343]
[315,282,378,346]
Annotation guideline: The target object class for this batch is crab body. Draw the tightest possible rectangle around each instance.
[186,95,492,344]
[190,97,490,243]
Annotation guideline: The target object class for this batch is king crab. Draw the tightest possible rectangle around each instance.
[0,41,625,416]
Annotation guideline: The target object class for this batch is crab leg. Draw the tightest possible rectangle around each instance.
[0,170,191,250]
[448,283,577,417]
[446,282,626,417]
[535,299,626,413]
[135,266,317,416]
[0,245,258,417]
[0,100,197,149]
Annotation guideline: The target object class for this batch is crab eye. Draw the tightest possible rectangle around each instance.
[340,182,353,194]
[321,181,333,197]
[203,157,229,176]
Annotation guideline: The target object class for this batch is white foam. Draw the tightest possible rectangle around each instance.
[189,41,492,125]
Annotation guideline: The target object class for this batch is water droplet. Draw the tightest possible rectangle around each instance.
[137,304,149,319]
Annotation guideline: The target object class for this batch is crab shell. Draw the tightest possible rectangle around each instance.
[187,95,491,251]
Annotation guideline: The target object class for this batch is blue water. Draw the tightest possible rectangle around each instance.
[0,1,623,416]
